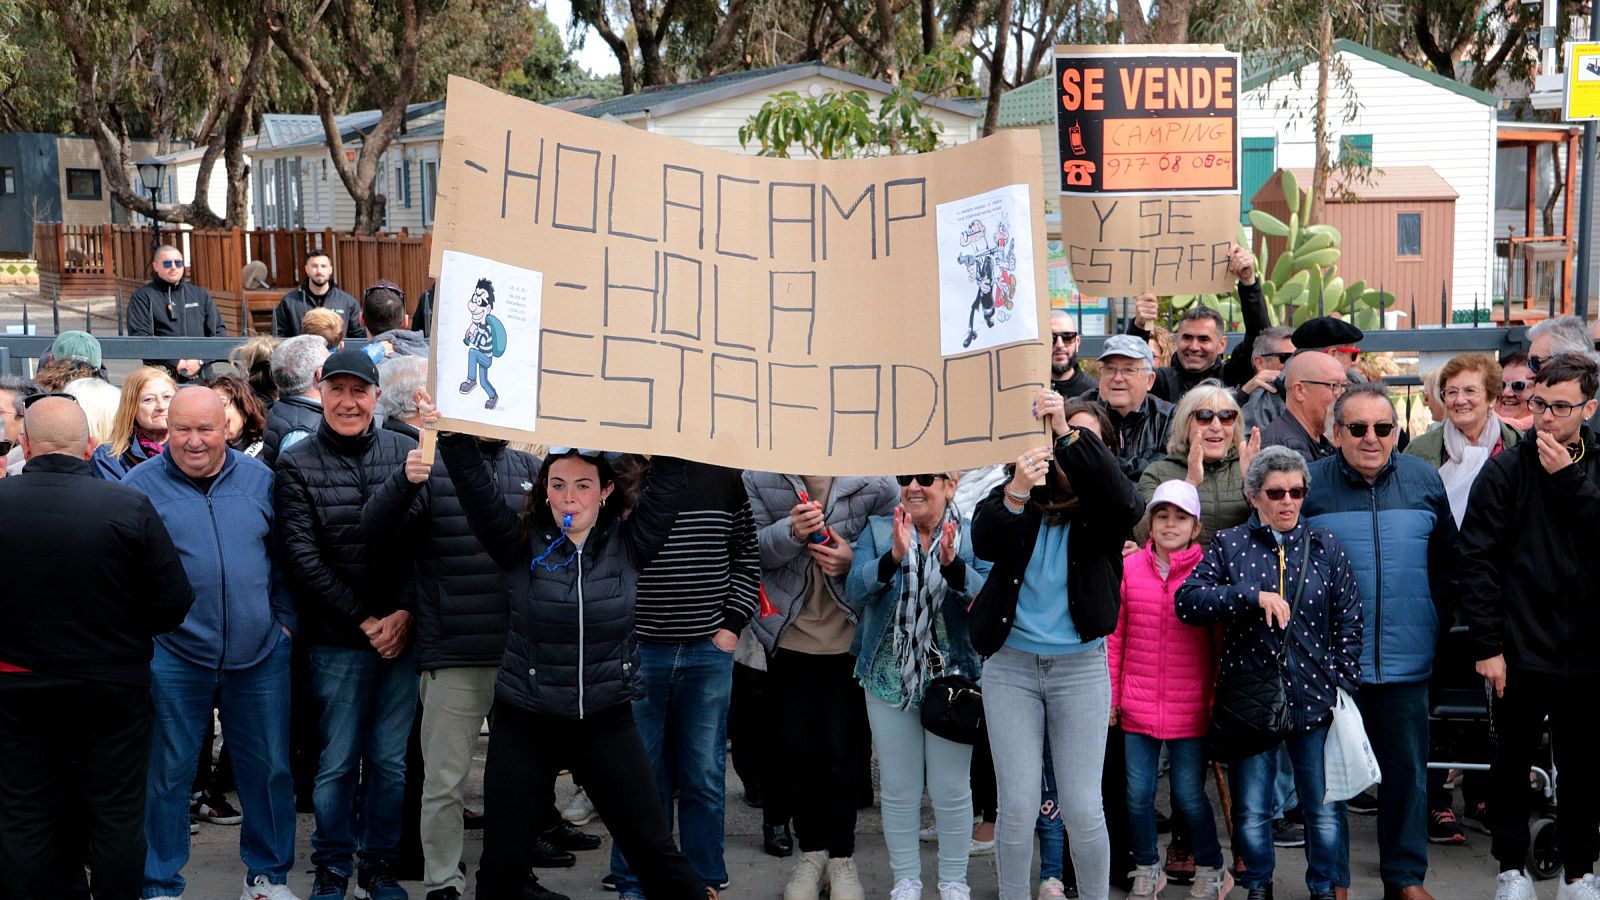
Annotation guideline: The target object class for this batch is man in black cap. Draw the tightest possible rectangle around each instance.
[274,348,420,900]
[0,396,194,897]
[1125,244,1265,402]
[1244,318,1365,430]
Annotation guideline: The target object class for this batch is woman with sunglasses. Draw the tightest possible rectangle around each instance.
[415,393,711,900]
[1493,351,1535,432]
[1177,446,1363,900]
[1136,382,1257,547]
[846,470,991,900]
[91,365,177,480]
[968,387,1144,900]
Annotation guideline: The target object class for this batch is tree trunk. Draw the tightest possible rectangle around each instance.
[1310,9,1332,225]
[1118,0,1149,42]
[983,0,1014,136]
[921,0,937,55]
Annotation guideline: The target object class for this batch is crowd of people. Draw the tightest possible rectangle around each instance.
[0,243,1598,900]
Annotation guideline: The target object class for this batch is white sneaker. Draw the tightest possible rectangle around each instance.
[784,851,828,900]
[919,824,938,842]
[937,882,970,900]
[241,875,303,900]
[1187,865,1233,900]
[1559,874,1600,900]
[562,787,596,826]
[1498,869,1537,900]
[1129,863,1166,898]
[891,878,924,900]
[827,856,866,900]
[1038,878,1068,900]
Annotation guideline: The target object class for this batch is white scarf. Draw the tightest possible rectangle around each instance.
[1439,412,1501,526]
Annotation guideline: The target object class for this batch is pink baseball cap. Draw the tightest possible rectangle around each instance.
[1146,479,1202,520]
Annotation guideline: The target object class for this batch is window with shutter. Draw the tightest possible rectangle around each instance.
[1240,137,1276,225]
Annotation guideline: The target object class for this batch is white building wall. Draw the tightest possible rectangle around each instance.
[1241,50,1497,311]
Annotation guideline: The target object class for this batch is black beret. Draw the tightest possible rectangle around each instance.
[1291,316,1364,350]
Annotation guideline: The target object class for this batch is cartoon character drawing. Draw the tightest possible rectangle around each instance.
[958,214,1021,348]
[460,277,507,410]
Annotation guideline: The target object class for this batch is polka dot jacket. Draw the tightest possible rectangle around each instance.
[1175,516,1364,732]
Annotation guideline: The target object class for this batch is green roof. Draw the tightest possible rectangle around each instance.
[998,39,1496,128]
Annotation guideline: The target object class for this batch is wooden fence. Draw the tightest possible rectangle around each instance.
[34,223,432,335]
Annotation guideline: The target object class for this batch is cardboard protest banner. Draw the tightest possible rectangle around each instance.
[1053,44,1241,297]
[427,76,1051,476]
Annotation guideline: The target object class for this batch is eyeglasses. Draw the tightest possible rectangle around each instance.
[1192,408,1239,424]
[1528,397,1585,417]
[1300,379,1347,395]
[1503,380,1532,394]
[1340,421,1396,439]
[1101,365,1149,380]
[1529,354,1550,374]
[159,259,185,269]
[547,446,602,457]
[895,474,948,487]
[1261,486,1308,501]
[22,391,79,408]
[1051,331,1078,345]
[1441,387,1485,401]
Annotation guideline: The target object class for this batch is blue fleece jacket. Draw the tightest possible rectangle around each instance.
[122,449,296,670]
[1302,452,1456,684]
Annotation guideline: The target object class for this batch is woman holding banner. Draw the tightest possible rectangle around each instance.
[413,390,713,900]
[967,387,1144,900]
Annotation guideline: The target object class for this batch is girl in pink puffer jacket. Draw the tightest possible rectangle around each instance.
[1108,480,1231,900]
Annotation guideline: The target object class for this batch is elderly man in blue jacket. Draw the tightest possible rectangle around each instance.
[1302,382,1457,900]
[123,387,300,900]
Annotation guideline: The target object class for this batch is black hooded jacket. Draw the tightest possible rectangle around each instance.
[273,280,366,339]
[125,276,228,381]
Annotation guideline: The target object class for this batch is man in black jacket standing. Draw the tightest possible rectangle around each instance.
[0,396,195,898]
[275,349,418,900]
[1458,353,1600,900]
[1124,244,1263,403]
[1049,309,1095,400]
[274,250,366,340]
[125,244,228,383]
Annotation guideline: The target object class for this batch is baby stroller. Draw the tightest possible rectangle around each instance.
[1428,625,1560,879]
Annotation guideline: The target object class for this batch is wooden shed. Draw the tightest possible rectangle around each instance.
[1251,167,1458,325]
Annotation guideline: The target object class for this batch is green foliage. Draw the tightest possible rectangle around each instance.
[500,6,621,103]
[738,84,943,159]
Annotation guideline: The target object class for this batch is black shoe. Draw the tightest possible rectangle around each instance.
[1272,816,1307,848]
[1347,790,1379,815]
[600,874,618,892]
[425,890,461,900]
[1309,891,1336,900]
[762,823,793,857]
[310,867,348,900]
[356,862,406,900]
[528,835,576,868]
[742,784,763,808]
[1245,886,1273,900]
[463,808,484,830]
[522,876,572,900]
[543,822,601,851]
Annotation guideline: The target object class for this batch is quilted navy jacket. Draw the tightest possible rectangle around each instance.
[1302,452,1456,684]
[1176,517,1363,731]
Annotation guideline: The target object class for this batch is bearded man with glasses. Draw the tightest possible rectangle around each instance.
[1458,353,1600,900]
[1048,309,1095,400]
[1302,382,1458,900]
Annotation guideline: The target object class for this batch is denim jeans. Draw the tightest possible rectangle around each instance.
[1037,737,1065,883]
[466,349,497,399]
[1125,734,1222,869]
[1233,725,1348,893]
[143,632,296,897]
[1346,682,1430,890]
[863,692,973,885]
[308,643,420,875]
[982,644,1112,900]
[611,639,734,895]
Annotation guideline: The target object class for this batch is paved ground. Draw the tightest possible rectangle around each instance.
[172,735,1514,900]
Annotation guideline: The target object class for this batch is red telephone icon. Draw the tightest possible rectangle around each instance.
[1062,160,1096,187]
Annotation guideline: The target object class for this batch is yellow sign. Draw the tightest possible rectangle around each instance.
[1564,42,1600,121]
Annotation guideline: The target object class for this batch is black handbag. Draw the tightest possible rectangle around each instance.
[921,648,984,744]
[1206,535,1313,762]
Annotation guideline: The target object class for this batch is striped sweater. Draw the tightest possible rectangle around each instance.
[634,463,762,642]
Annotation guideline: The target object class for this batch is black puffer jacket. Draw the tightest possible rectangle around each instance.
[968,427,1143,655]
[1085,390,1174,482]
[274,420,419,649]
[261,395,324,468]
[365,439,542,670]
[438,434,688,719]
[273,280,365,339]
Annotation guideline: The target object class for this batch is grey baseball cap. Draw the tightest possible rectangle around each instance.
[1098,333,1154,366]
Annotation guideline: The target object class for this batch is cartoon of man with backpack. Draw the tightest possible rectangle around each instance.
[459,276,506,409]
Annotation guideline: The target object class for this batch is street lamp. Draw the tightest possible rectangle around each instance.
[136,155,166,256]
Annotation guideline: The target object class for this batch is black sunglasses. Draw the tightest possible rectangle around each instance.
[160,259,185,269]
[1258,351,1294,364]
[1341,422,1396,439]
[22,391,79,408]
[1051,331,1078,344]
[1192,408,1239,424]
[1262,486,1307,501]
[895,474,947,487]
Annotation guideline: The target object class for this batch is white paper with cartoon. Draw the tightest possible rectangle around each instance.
[936,183,1039,356]
[434,249,543,430]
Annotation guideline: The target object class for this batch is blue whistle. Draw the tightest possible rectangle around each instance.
[562,513,574,529]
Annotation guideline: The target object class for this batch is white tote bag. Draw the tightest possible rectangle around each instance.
[1323,688,1382,803]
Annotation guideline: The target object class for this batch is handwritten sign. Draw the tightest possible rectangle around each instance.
[427,76,1052,476]
[1053,45,1241,297]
